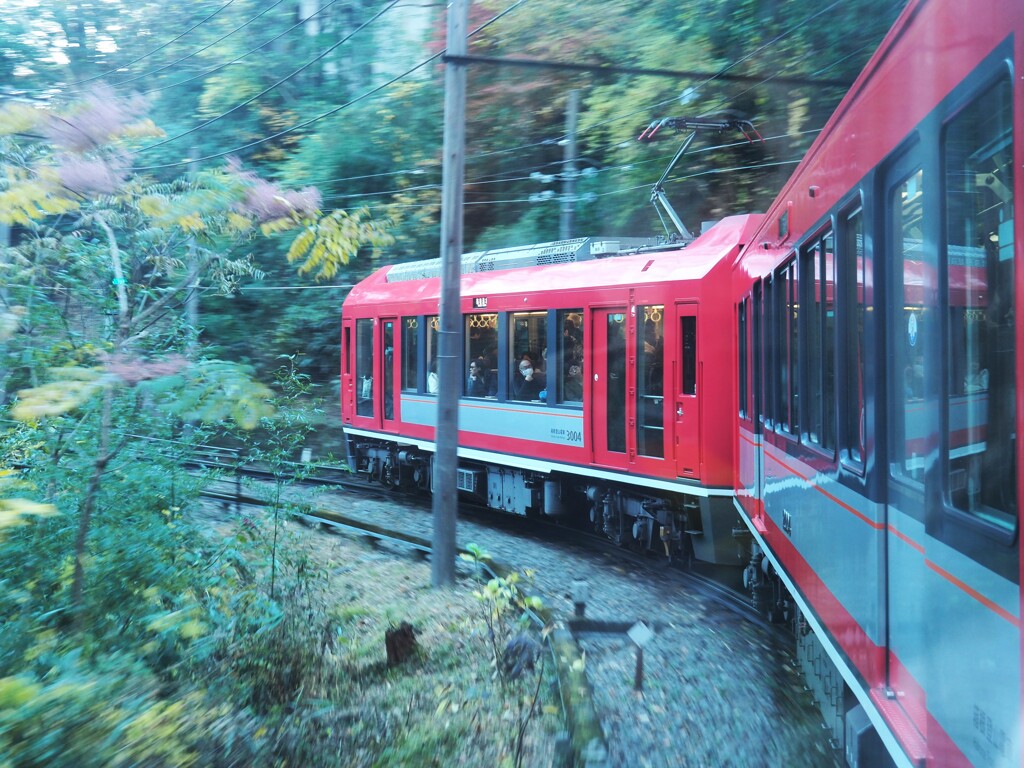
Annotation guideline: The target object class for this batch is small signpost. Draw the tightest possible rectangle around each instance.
[627,621,655,691]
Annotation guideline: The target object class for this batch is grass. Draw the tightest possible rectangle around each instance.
[210,510,563,768]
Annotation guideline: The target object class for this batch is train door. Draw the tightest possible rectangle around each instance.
[353,317,378,425]
[381,318,398,430]
[882,149,931,737]
[592,307,628,466]
[752,281,764,508]
[674,303,700,478]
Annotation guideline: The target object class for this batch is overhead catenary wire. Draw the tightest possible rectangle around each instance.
[91,0,292,92]
[140,0,342,96]
[130,0,530,172]
[62,0,238,90]
[133,0,403,155]
[314,129,817,205]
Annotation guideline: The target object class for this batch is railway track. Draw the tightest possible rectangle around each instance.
[197,462,778,635]
[186,454,839,766]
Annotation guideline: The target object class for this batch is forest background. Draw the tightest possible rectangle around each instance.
[0,1,903,765]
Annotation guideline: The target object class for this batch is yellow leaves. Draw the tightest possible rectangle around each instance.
[285,208,394,281]
[0,167,80,226]
[226,212,253,233]
[11,367,108,421]
[138,194,168,218]
[0,466,58,541]
[146,609,207,641]
[258,216,293,236]
[0,677,42,709]
[0,103,41,136]
[119,118,164,140]
[0,500,59,529]
[176,213,205,232]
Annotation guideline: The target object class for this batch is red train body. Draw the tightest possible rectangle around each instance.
[342,219,758,565]
[342,0,1021,764]
[730,0,1022,765]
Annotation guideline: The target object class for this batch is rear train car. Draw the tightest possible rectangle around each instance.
[341,217,760,564]
[731,0,1022,765]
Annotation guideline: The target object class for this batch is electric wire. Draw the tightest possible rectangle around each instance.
[60,0,237,89]
[127,0,830,176]
[134,0,402,154]
[130,0,530,172]
[139,0,342,96]
[90,0,292,92]
[458,0,846,168]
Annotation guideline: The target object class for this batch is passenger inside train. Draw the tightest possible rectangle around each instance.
[467,358,492,397]
[511,352,545,401]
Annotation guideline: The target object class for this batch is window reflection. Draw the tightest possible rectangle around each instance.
[355,318,374,417]
[944,77,1015,529]
[637,305,664,458]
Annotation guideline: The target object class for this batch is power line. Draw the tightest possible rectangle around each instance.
[140,0,342,96]
[130,0,530,172]
[63,0,237,89]
[459,0,847,167]
[94,0,291,92]
[134,0,402,154]
[443,54,847,88]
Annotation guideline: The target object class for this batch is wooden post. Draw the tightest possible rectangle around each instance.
[431,0,469,588]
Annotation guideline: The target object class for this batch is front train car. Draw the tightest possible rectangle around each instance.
[341,216,760,565]
[731,0,1022,765]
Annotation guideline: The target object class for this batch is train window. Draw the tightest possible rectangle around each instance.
[761,276,774,427]
[775,259,799,435]
[839,208,866,468]
[509,311,547,402]
[401,317,418,392]
[355,318,374,417]
[681,314,696,396]
[803,231,836,452]
[738,299,748,418]
[464,313,497,397]
[638,305,664,458]
[382,321,394,420]
[557,310,584,404]
[943,76,1015,531]
[343,325,351,375]
[426,315,439,394]
[890,168,927,486]
[605,312,627,452]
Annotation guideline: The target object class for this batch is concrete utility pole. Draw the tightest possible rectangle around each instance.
[559,89,579,241]
[431,0,469,588]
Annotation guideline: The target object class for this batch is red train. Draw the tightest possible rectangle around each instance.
[342,0,1021,764]
[730,0,1022,765]
[342,225,752,566]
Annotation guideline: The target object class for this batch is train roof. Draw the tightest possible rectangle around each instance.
[345,214,763,310]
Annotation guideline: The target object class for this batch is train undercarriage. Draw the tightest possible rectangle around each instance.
[347,434,746,566]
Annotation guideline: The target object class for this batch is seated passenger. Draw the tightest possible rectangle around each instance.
[427,359,439,394]
[964,359,989,393]
[467,358,491,397]
[511,353,545,401]
[563,343,583,402]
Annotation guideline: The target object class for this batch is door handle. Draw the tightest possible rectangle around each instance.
[676,406,684,417]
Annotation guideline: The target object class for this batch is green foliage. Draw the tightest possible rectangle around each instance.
[0,469,59,536]
[468,552,550,768]
[0,659,207,768]
[199,518,339,713]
